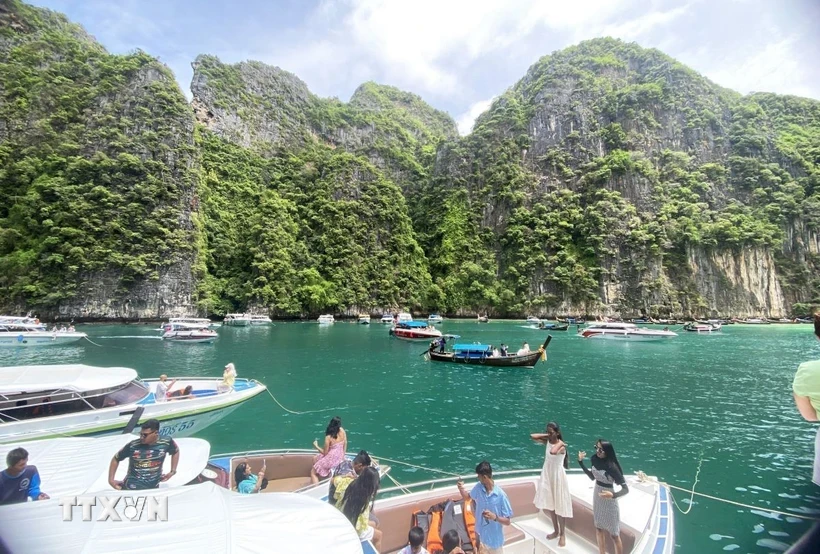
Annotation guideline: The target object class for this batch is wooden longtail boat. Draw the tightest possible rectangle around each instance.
[427,335,552,368]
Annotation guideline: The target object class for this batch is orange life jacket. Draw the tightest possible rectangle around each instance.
[412,498,477,553]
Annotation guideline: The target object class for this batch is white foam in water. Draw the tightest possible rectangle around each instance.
[709,534,734,541]
[755,538,790,551]
[722,545,740,551]
[751,510,782,520]
[753,524,765,533]
[768,531,790,537]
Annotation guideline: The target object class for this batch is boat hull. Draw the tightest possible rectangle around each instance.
[428,350,544,367]
[162,331,218,343]
[0,378,266,444]
[389,328,442,340]
[0,331,87,347]
[580,330,676,341]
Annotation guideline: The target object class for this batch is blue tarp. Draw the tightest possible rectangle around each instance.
[452,344,492,352]
[398,321,431,328]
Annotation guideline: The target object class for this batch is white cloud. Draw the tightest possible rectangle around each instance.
[704,36,813,98]
[457,97,495,136]
[596,5,691,42]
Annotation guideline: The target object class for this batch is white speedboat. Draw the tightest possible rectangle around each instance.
[317,314,335,324]
[161,323,218,343]
[223,313,251,326]
[166,317,219,329]
[205,448,391,500]
[371,469,674,554]
[427,314,443,324]
[389,321,442,341]
[248,315,273,325]
[0,435,211,497]
[0,482,363,554]
[397,312,412,323]
[358,314,371,325]
[579,322,677,341]
[0,316,87,347]
[526,316,541,324]
[0,364,267,444]
[379,314,394,324]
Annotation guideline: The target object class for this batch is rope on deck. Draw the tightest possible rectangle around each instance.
[370,455,461,478]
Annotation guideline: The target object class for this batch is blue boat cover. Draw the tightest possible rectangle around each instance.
[452,344,492,352]
[399,321,431,328]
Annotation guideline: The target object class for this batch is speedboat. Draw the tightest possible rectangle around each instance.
[427,314,443,324]
[205,448,391,500]
[0,364,267,444]
[0,482,364,554]
[0,316,87,347]
[0,435,211,498]
[579,322,677,341]
[397,312,412,323]
[161,323,218,343]
[248,315,273,326]
[389,321,442,341]
[684,322,721,333]
[317,314,335,324]
[223,313,251,326]
[380,314,394,324]
[477,315,489,323]
[526,316,541,324]
[166,317,219,329]
[370,468,674,554]
[358,314,371,325]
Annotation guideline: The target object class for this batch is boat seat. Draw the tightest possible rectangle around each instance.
[228,453,314,492]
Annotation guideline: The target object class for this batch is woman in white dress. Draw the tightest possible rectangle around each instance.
[531,421,573,546]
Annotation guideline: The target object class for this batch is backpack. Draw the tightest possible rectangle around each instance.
[411,498,477,553]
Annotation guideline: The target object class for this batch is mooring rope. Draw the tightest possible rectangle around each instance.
[264,389,350,415]
[371,455,461,477]
[83,336,107,347]
[385,472,412,494]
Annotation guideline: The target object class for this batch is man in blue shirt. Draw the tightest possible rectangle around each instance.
[457,460,513,553]
[0,447,50,505]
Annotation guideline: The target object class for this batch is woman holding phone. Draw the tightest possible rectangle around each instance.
[578,439,629,554]
[235,460,267,494]
[311,416,347,484]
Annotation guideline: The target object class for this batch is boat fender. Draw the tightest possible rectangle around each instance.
[17,334,24,342]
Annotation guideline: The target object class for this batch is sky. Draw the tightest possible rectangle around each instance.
[28,0,820,135]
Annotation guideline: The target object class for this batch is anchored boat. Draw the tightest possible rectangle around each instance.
[579,322,677,341]
[428,336,551,368]
[0,316,87,347]
[0,364,266,444]
[161,322,218,343]
[389,320,442,341]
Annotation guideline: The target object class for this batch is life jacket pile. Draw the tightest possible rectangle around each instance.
[411,498,477,553]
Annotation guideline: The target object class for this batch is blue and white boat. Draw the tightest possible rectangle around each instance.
[0,364,266,444]
[427,314,443,324]
[0,316,87,347]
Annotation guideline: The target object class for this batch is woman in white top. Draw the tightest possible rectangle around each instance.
[531,421,573,547]
[155,375,176,402]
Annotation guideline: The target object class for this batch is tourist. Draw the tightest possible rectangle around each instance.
[516,342,530,356]
[108,419,179,490]
[457,460,513,553]
[531,422,572,547]
[155,375,177,402]
[439,335,447,353]
[398,526,429,554]
[310,416,347,484]
[578,440,629,554]
[334,466,382,552]
[793,313,820,485]
[0,448,49,505]
[234,461,268,494]
[328,450,372,504]
[442,529,466,554]
[499,344,508,356]
[218,363,237,392]
[168,385,194,399]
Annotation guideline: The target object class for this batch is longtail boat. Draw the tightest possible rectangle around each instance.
[427,335,552,368]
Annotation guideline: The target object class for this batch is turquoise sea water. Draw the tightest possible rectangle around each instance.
[2,320,819,553]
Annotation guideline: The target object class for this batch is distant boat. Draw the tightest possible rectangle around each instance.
[358,314,371,325]
[379,314,394,324]
[0,316,86,347]
[248,315,273,326]
[684,322,721,333]
[736,318,769,324]
[579,322,677,341]
[167,317,219,329]
[397,312,413,323]
[223,313,251,326]
[526,316,541,324]
[428,336,552,368]
[389,321,441,341]
[477,315,489,323]
[161,323,218,343]
[317,314,335,324]
[427,314,443,324]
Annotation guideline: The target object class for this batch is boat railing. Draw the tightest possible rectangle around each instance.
[378,468,560,496]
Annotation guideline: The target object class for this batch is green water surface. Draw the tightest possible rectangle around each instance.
[2,320,819,553]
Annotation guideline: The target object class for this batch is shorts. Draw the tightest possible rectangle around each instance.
[359,525,375,541]
[814,427,820,486]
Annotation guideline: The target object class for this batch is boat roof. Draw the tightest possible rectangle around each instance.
[587,322,637,329]
[453,343,491,351]
[0,436,210,498]
[0,482,362,553]
[0,365,138,395]
[398,321,430,328]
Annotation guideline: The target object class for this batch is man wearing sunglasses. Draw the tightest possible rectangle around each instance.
[108,419,179,490]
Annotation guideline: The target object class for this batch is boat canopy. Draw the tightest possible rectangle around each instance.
[397,321,430,328]
[0,436,210,498]
[0,482,363,553]
[452,344,492,352]
[0,365,138,395]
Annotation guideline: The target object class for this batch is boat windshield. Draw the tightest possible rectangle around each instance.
[0,380,149,421]
[91,381,150,408]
